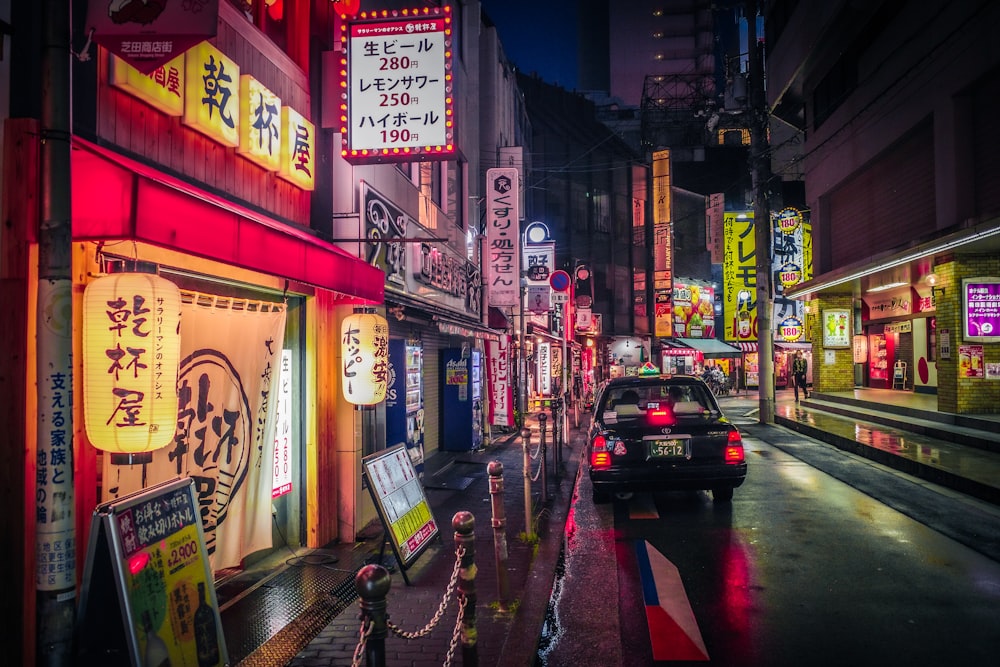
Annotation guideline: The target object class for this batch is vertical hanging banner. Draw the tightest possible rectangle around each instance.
[772,208,811,342]
[104,297,287,571]
[486,168,521,308]
[486,335,514,427]
[339,5,455,163]
[86,0,219,75]
[723,212,757,342]
[272,350,293,499]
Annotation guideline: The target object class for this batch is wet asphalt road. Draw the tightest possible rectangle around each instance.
[537,401,1000,666]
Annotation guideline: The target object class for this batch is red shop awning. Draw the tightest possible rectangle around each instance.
[71,138,384,303]
[735,342,758,352]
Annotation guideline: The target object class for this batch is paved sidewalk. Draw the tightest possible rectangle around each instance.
[286,411,586,667]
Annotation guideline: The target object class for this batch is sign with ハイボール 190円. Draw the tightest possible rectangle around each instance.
[341,6,456,163]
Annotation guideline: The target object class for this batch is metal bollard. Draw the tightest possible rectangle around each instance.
[521,427,533,538]
[487,461,510,607]
[538,412,548,503]
[453,511,479,667]
[355,564,391,667]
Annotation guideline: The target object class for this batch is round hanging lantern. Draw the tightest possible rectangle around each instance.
[83,273,182,454]
[341,307,389,405]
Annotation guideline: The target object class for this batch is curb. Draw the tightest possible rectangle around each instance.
[496,440,585,666]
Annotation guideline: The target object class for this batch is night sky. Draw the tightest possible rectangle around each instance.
[480,0,579,90]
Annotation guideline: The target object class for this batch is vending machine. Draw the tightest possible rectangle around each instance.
[440,347,483,451]
[387,340,425,475]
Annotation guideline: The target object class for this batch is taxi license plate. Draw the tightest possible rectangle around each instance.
[650,440,687,458]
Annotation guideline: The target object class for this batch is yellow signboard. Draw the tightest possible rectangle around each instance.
[183,42,240,147]
[723,212,757,341]
[110,54,185,117]
[278,107,316,191]
[238,75,282,171]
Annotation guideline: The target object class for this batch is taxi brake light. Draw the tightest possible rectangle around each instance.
[725,430,744,463]
[591,451,611,468]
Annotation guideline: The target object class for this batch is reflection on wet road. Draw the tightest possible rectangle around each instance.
[539,435,1000,666]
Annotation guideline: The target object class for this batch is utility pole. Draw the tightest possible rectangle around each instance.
[747,0,774,424]
[37,0,76,664]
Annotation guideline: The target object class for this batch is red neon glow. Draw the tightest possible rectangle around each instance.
[127,550,151,576]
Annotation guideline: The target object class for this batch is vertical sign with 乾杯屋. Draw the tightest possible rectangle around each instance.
[184,42,240,147]
[238,75,282,171]
[486,168,520,307]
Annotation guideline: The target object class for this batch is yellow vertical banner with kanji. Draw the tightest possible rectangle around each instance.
[723,212,757,341]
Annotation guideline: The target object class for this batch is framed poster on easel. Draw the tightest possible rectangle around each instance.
[362,444,440,584]
[76,477,228,667]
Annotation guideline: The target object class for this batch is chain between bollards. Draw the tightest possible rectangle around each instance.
[487,461,510,607]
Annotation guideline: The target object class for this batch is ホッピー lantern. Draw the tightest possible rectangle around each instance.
[83,273,181,456]
[341,307,389,405]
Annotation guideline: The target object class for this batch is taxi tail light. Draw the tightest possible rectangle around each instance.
[590,434,611,469]
[725,429,745,464]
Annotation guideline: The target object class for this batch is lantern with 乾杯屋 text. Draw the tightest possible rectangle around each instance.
[341,308,389,405]
[83,273,182,455]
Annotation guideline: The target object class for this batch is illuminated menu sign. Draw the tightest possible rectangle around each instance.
[963,278,1000,342]
[340,6,455,163]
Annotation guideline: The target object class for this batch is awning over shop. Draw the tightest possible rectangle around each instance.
[735,342,758,353]
[71,138,384,303]
[675,337,743,358]
[660,338,694,356]
[488,306,513,330]
[774,342,812,351]
[434,315,501,342]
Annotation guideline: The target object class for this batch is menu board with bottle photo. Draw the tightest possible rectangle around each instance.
[76,477,228,667]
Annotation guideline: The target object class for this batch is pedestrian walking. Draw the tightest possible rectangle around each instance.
[792,351,809,401]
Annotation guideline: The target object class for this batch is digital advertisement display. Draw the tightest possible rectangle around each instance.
[963,278,1000,342]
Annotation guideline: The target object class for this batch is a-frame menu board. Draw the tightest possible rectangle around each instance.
[362,444,440,578]
[76,477,228,667]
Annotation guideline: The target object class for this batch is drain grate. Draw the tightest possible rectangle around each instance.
[222,562,361,666]
[235,575,361,667]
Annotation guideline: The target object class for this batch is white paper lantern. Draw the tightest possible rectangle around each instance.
[83,273,181,453]
[341,308,389,405]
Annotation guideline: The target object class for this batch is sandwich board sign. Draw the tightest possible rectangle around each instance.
[76,477,228,666]
[362,444,439,583]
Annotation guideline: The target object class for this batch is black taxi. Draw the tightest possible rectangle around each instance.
[587,373,747,503]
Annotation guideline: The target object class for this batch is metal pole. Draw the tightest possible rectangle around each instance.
[521,427,533,538]
[355,564,391,667]
[453,511,478,667]
[748,0,775,424]
[487,461,510,607]
[561,297,569,457]
[538,412,548,503]
[518,277,527,428]
[37,1,75,664]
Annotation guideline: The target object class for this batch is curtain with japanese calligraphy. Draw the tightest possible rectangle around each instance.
[103,294,286,571]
